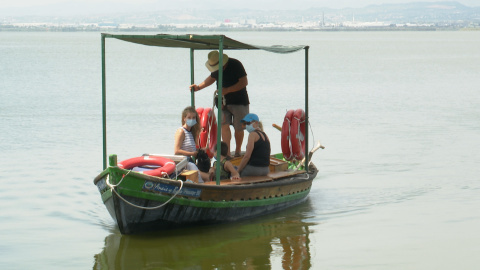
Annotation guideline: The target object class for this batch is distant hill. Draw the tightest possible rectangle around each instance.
[1,1,479,25]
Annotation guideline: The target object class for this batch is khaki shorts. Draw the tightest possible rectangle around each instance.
[222,104,249,131]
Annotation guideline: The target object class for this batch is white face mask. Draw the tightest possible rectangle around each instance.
[186,119,197,127]
[246,124,255,133]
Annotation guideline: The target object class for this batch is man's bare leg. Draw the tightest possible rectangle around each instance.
[234,129,244,156]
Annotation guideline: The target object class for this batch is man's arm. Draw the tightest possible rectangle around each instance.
[222,76,248,95]
[190,75,216,92]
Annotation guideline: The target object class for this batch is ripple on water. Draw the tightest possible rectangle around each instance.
[310,175,440,223]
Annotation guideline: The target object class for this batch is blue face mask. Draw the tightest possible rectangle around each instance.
[246,124,255,133]
[186,119,197,127]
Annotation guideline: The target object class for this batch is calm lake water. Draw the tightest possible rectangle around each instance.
[1,30,479,269]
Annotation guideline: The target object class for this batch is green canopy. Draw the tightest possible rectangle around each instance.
[103,33,307,53]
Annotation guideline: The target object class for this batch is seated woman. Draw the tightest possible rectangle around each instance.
[236,113,271,177]
[174,106,209,183]
[209,142,241,181]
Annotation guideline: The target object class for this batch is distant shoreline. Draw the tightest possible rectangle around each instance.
[1,26,479,32]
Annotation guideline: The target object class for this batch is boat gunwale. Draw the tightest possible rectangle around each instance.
[94,165,317,191]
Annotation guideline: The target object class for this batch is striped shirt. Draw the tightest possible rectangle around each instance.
[180,127,196,153]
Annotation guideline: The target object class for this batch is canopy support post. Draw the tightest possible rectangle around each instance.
[190,48,195,107]
[304,46,310,172]
[101,34,107,170]
[215,37,225,185]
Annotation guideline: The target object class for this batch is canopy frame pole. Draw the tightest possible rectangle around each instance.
[304,46,310,171]
[190,48,195,107]
[215,37,224,185]
[101,34,107,170]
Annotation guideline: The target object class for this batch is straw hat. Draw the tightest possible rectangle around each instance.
[205,51,229,72]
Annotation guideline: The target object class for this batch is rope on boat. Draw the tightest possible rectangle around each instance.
[210,90,222,149]
[105,170,184,210]
[296,173,310,180]
[294,119,324,171]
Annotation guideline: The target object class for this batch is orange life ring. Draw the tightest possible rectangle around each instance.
[198,107,217,158]
[281,110,295,161]
[118,156,176,177]
[290,109,306,160]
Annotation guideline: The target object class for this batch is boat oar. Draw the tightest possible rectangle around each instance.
[296,141,324,170]
[272,123,282,131]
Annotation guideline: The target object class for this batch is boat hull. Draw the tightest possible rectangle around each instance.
[94,166,317,234]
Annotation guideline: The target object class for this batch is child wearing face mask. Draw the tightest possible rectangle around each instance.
[174,106,209,182]
[236,113,271,177]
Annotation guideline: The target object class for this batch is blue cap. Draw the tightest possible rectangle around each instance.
[241,113,259,123]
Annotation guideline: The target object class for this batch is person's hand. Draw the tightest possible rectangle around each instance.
[189,84,199,92]
[230,175,241,181]
[192,150,198,157]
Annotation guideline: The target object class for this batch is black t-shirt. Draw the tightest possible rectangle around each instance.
[211,58,249,105]
[248,130,271,167]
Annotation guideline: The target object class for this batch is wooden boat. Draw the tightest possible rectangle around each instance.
[93,34,322,234]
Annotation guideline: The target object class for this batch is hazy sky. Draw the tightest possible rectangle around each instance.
[2,0,479,9]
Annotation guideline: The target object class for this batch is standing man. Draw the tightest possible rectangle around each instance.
[190,51,249,159]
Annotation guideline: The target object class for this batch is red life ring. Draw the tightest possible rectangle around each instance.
[291,109,306,160]
[198,107,217,158]
[118,156,176,177]
[281,110,295,161]
[196,107,204,120]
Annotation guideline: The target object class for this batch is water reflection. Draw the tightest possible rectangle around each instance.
[94,201,316,269]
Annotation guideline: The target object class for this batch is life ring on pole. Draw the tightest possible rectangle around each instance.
[196,107,204,121]
[291,109,306,160]
[118,156,176,177]
[281,110,295,161]
[198,107,217,158]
